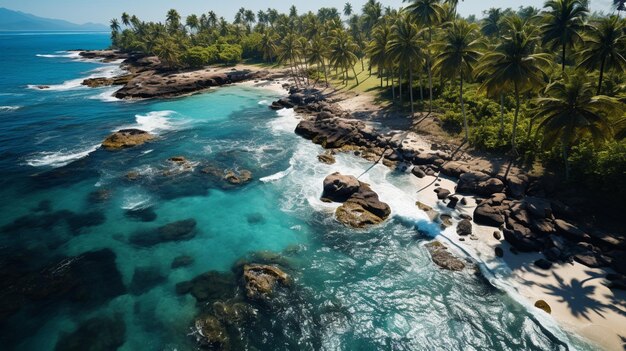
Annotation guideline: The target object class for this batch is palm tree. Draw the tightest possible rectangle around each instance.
[186,15,199,34]
[121,12,130,27]
[578,16,626,94]
[154,37,181,68]
[260,30,278,63]
[329,29,359,85]
[110,19,120,33]
[387,16,423,116]
[433,20,483,140]
[362,0,383,35]
[367,24,392,87]
[344,2,353,17]
[475,16,551,157]
[166,9,181,34]
[406,0,445,114]
[481,8,503,37]
[308,35,330,85]
[534,74,623,178]
[278,33,301,87]
[541,0,588,72]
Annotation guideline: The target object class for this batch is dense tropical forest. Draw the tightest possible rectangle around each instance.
[109,0,626,208]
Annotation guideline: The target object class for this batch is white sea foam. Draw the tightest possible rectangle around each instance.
[121,191,153,210]
[25,144,100,168]
[90,86,121,102]
[116,111,183,134]
[268,108,300,134]
[28,60,127,92]
[260,166,294,183]
[36,51,81,59]
[258,100,269,105]
[0,105,21,112]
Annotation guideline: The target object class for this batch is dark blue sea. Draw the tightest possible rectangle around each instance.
[0,32,595,350]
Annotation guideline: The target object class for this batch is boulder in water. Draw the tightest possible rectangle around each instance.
[193,315,229,350]
[534,300,552,314]
[425,241,466,271]
[321,172,360,202]
[243,264,290,301]
[223,169,252,185]
[102,129,155,150]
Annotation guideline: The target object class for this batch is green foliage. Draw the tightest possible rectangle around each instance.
[240,32,263,60]
[181,46,219,68]
[218,44,243,64]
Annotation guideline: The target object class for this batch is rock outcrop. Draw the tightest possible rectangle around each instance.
[243,264,290,301]
[102,129,155,150]
[425,241,466,271]
[321,173,391,228]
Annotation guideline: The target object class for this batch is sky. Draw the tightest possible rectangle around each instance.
[0,0,616,25]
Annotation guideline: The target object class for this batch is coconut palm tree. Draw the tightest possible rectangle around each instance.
[482,8,505,38]
[367,23,392,87]
[154,36,181,68]
[541,0,588,72]
[260,30,278,63]
[344,2,353,17]
[121,12,130,27]
[534,74,623,178]
[614,0,626,15]
[308,35,330,85]
[433,20,483,140]
[110,19,120,33]
[387,16,424,116]
[186,15,199,34]
[166,9,181,34]
[329,29,359,85]
[475,16,552,156]
[578,16,626,94]
[278,33,301,87]
[406,0,445,114]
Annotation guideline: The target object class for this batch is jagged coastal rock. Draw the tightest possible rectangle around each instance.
[243,264,290,301]
[425,241,466,271]
[321,172,391,228]
[102,129,155,150]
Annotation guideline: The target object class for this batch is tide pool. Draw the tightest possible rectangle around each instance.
[0,32,596,351]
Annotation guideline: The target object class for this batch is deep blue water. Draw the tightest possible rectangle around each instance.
[0,32,596,350]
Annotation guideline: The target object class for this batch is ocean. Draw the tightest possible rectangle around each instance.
[0,32,595,350]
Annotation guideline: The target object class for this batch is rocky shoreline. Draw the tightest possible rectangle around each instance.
[272,87,626,288]
[74,50,284,99]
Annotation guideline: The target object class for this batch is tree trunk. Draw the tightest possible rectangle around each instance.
[322,60,329,86]
[391,72,395,101]
[499,93,505,137]
[427,27,434,114]
[562,143,570,180]
[561,43,566,72]
[409,61,414,117]
[399,67,403,105]
[460,76,468,141]
[352,65,359,85]
[361,58,364,72]
[597,55,606,95]
[511,82,520,155]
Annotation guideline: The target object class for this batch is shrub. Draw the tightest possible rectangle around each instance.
[218,44,243,64]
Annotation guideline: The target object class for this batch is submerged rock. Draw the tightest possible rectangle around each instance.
[243,264,290,301]
[171,255,194,269]
[223,169,253,185]
[102,129,155,150]
[176,271,236,303]
[129,266,167,295]
[193,315,229,350]
[130,218,197,246]
[317,151,336,165]
[54,314,126,351]
[424,241,466,271]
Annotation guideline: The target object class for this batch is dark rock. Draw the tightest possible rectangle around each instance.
[503,228,542,252]
[495,247,504,257]
[544,247,562,262]
[554,219,589,242]
[179,271,236,303]
[130,219,197,247]
[425,241,466,271]
[440,161,470,178]
[507,175,528,199]
[223,169,252,185]
[434,187,451,200]
[321,172,360,202]
[447,196,459,209]
[66,211,106,234]
[171,255,194,269]
[530,218,555,235]
[524,197,552,219]
[456,219,472,236]
[574,252,607,268]
[54,314,126,351]
[246,213,266,225]
[129,266,166,295]
[439,214,453,228]
[412,167,426,178]
[457,171,505,196]
[474,202,505,227]
[534,259,553,270]
[493,231,502,240]
[124,207,157,222]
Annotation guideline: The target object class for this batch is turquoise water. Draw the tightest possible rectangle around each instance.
[0,32,595,350]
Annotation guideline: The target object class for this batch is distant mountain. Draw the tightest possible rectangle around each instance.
[0,8,108,31]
